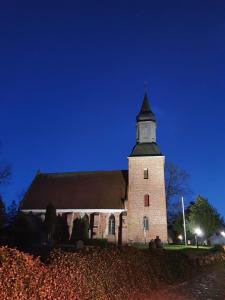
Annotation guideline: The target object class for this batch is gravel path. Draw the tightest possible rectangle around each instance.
[134,263,225,300]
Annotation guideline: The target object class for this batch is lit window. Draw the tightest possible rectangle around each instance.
[144,168,148,179]
[144,194,150,207]
[143,216,149,231]
[108,214,115,235]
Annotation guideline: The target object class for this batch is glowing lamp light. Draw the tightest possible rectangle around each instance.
[221,231,225,238]
[194,228,203,237]
[178,234,183,241]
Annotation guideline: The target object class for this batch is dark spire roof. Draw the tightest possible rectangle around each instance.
[129,142,161,157]
[136,93,156,122]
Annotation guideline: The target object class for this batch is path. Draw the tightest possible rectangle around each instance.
[134,263,225,300]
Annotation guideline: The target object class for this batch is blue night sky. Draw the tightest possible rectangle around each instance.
[0,1,225,217]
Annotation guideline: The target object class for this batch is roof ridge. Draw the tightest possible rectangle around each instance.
[39,169,128,176]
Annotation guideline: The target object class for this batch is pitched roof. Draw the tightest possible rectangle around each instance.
[136,93,156,122]
[20,170,128,210]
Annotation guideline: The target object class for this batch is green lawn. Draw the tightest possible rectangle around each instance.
[163,244,212,251]
[132,243,213,252]
[163,244,215,256]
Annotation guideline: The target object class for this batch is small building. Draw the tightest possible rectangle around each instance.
[21,93,168,244]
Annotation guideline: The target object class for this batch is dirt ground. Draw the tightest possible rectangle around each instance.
[133,263,225,300]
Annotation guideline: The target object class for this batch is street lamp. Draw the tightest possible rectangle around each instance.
[178,234,183,243]
[194,227,203,248]
[221,231,225,238]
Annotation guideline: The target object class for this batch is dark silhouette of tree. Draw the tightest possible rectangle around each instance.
[0,196,6,231]
[12,212,42,250]
[71,217,89,242]
[7,200,18,226]
[0,146,12,207]
[0,161,11,187]
[188,195,224,239]
[54,215,69,243]
[44,203,57,241]
[171,201,195,241]
[165,161,191,206]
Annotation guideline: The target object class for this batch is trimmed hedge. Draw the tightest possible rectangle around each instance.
[0,246,198,299]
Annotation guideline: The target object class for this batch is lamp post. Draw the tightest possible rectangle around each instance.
[181,197,187,246]
[194,228,203,248]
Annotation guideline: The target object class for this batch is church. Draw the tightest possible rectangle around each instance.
[21,93,168,244]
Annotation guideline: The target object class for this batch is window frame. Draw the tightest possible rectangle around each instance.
[143,216,149,231]
[144,168,148,179]
[108,214,115,235]
[144,194,150,207]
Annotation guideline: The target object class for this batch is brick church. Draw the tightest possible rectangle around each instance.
[21,93,168,244]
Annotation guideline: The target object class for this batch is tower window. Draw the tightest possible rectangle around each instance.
[108,214,115,235]
[143,216,149,231]
[144,168,148,179]
[144,194,150,207]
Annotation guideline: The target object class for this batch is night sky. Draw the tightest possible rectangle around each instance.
[0,1,225,217]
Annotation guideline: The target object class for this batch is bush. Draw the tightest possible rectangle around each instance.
[44,203,57,241]
[54,215,69,243]
[0,245,200,299]
[86,238,108,248]
[12,212,42,250]
[0,246,46,299]
[212,244,225,252]
[70,218,89,242]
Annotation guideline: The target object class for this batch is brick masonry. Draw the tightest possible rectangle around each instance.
[127,155,168,243]
[65,155,168,244]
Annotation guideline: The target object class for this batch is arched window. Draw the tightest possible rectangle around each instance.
[144,194,150,207]
[108,214,115,235]
[143,216,149,231]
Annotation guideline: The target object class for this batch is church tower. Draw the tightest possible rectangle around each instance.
[127,93,168,243]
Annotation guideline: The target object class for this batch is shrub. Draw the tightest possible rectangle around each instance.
[0,245,202,299]
[12,212,42,250]
[54,215,69,243]
[0,246,46,299]
[44,203,57,241]
[70,218,89,242]
[86,238,108,248]
[212,244,224,252]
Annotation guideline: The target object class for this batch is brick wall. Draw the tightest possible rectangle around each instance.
[127,155,168,243]
[67,212,127,244]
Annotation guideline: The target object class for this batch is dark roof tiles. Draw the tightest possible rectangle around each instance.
[21,170,128,210]
[129,143,161,156]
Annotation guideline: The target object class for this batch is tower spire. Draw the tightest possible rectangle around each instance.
[129,91,161,156]
[136,92,156,122]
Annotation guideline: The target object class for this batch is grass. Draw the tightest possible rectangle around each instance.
[132,243,213,253]
[163,244,212,251]
[163,244,215,257]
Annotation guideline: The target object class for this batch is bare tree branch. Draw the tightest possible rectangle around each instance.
[0,163,12,186]
[165,160,192,206]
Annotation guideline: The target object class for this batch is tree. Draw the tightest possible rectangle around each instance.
[0,196,6,231]
[188,195,223,239]
[0,161,11,187]
[165,161,191,206]
[7,200,18,225]
[54,215,69,243]
[71,217,89,242]
[171,201,195,241]
[44,203,57,241]
[12,212,42,250]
